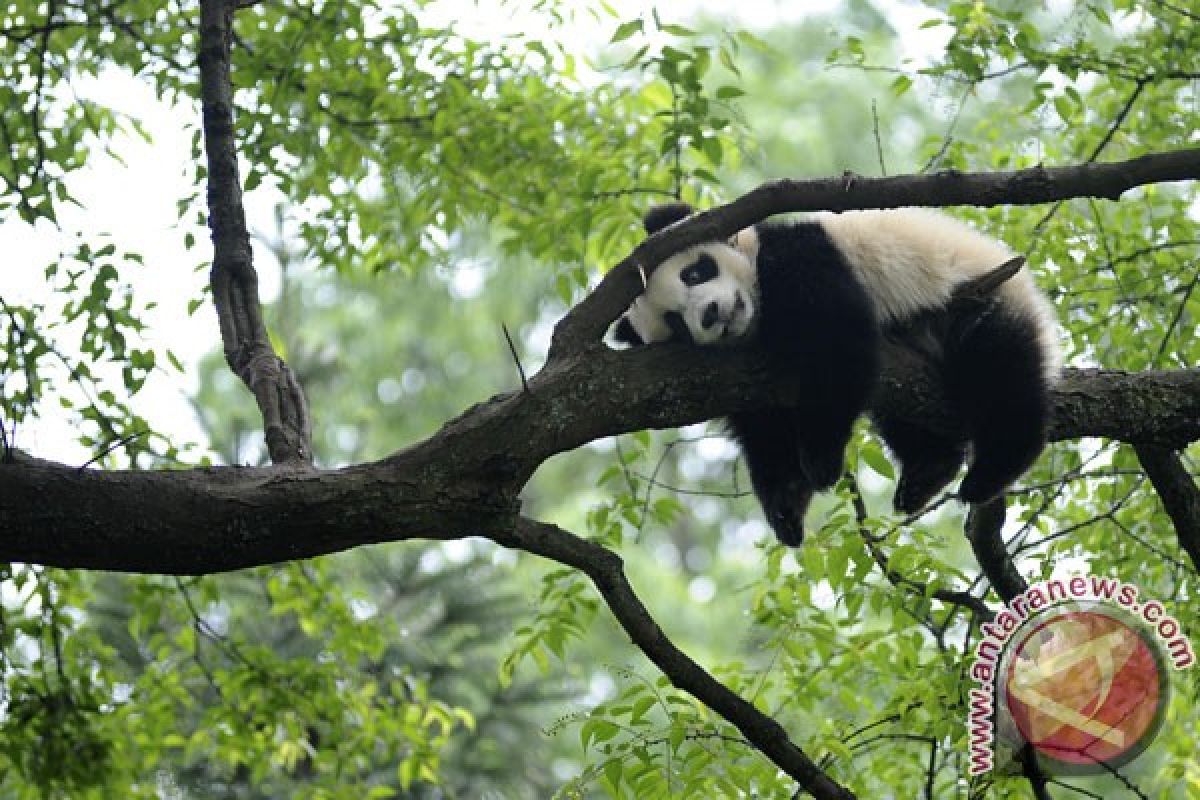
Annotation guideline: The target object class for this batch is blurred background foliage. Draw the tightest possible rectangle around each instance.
[1,0,1197,797]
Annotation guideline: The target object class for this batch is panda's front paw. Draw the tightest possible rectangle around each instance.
[759,482,813,547]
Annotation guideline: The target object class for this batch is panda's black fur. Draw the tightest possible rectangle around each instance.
[615,203,1056,546]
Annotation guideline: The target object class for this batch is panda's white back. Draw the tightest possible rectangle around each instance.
[815,208,1060,379]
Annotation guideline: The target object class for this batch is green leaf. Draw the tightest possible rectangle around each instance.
[592,720,620,743]
[659,23,694,37]
[860,442,895,480]
[603,758,624,791]
[610,19,643,43]
[630,696,655,725]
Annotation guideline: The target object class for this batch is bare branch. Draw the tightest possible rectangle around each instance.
[962,500,1055,799]
[198,0,311,464]
[965,497,1026,604]
[1133,444,1200,571]
[549,147,1200,358]
[504,518,856,800]
[1,361,1197,574]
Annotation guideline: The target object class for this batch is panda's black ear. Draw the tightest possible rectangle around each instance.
[643,203,695,235]
[614,315,644,347]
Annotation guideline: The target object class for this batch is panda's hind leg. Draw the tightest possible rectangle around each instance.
[946,305,1050,505]
[872,412,966,513]
[729,409,846,546]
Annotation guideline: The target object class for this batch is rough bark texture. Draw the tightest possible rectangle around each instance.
[2,360,1197,574]
[200,0,310,463]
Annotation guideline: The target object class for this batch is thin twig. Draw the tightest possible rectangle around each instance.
[923,736,938,800]
[501,323,529,392]
[1093,757,1151,799]
[1153,260,1200,366]
[1031,78,1148,236]
[76,430,149,471]
[1150,0,1200,20]
[846,473,994,621]
[871,99,888,176]
[1048,779,1105,799]
[922,84,972,173]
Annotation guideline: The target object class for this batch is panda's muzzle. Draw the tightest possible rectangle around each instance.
[702,292,747,331]
[700,293,749,339]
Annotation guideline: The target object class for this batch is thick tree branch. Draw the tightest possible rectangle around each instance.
[964,498,1025,605]
[1134,444,1200,571]
[962,500,1054,798]
[550,147,1200,358]
[199,0,310,464]
[503,518,855,800]
[2,360,1197,573]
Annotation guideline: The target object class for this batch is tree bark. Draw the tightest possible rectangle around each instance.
[2,358,1197,574]
[1134,444,1200,570]
[200,0,311,464]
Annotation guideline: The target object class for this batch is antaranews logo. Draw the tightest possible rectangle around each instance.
[966,576,1195,776]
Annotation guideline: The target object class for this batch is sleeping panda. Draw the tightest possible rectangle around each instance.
[614,203,1059,546]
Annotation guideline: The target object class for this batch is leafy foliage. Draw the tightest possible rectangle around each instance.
[1,1,1198,798]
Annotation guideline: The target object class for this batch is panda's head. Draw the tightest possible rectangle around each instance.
[614,203,760,347]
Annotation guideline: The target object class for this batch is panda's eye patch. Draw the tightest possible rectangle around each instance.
[680,255,718,287]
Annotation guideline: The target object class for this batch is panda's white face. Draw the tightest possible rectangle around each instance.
[620,232,759,346]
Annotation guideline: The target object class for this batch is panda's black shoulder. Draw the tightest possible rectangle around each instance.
[751,218,849,275]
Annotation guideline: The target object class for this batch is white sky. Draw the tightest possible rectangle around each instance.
[1,76,215,462]
[0,0,948,465]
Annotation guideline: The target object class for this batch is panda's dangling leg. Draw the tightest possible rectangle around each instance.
[945,306,1050,505]
[729,405,857,546]
[872,412,967,513]
[728,410,824,546]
